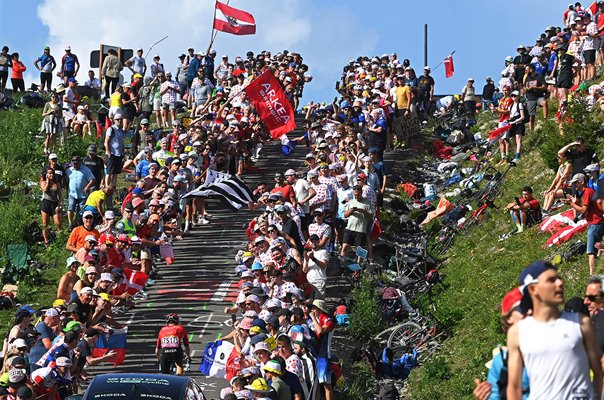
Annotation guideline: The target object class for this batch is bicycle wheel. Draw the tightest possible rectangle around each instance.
[373,326,399,347]
[387,322,423,356]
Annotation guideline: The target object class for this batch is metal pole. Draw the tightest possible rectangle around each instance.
[424,24,428,67]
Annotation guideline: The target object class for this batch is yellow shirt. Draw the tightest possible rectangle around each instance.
[85,189,106,208]
[395,85,410,110]
[109,92,122,108]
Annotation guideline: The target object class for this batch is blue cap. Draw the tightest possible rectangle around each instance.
[250,333,268,345]
[252,318,266,330]
[251,262,263,271]
[68,77,77,83]
[518,260,556,294]
[133,187,144,195]
[368,147,378,154]
[341,101,351,109]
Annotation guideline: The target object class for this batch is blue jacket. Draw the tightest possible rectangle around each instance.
[486,347,529,399]
[187,57,201,80]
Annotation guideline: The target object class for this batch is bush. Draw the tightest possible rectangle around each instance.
[348,277,386,341]
[346,362,378,400]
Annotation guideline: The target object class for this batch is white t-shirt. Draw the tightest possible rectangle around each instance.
[294,179,311,214]
[128,55,147,74]
[306,249,329,285]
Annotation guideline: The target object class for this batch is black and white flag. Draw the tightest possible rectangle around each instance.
[184,170,254,210]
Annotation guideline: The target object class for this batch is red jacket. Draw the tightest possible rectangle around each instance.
[11,60,26,79]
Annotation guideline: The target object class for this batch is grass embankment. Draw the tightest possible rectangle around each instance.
[406,101,604,399]
[0,101,92,337]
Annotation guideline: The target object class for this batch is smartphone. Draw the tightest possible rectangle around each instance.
[514,196,521,206]
[335,81,340,91]
[563,187,572,196]
[231,314,237,324]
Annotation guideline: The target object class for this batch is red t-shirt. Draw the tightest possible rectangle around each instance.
[271,185,295,202]
[582,187,604,224]
[157,325,189,349]
[105,247,126,267]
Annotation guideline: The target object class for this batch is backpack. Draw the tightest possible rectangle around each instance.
[376,383,400,400]
[563,241,586,263]
[496,347,509,400]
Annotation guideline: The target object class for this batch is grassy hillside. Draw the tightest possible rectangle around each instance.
[0,100,91,337]
[405,103,604,399]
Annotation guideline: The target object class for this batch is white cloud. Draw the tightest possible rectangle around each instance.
[34,0,379,103]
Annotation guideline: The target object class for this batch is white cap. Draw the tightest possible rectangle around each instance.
[45,308,59,317]
[100,273,113,282]
[65,46,71,51]
[48,153,58,160]
[104,210,115,219]
[11,338,27,349]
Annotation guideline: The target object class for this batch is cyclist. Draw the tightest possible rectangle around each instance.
[155,314,191,375]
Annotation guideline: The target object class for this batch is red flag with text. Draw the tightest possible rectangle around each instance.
[244,70,296,139]
[214,1,256,35]
[444,55,454,78]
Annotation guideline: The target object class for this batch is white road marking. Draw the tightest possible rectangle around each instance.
[209,281,234,302]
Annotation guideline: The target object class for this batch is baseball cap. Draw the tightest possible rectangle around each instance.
[85,266,97,274]
[239,317,254,330]
[55,357,72,367]
[518,260,556,294]
[48,153,58,160]
[11,338,27,349]
[66,255,80,269]
[82,210,94,218]
[132,197,145,208]
[104,210,115,220]
[570,173,587,183]
[245,377,270,393]
[501,288,523,315]
[100,273,113,282]
[251,262,263,271]
[66,303,79,314]
[312,299,329,313]
[99,292,111,301]
[80,287,94,295]
[63,320,82,333]
[45,308,59,317]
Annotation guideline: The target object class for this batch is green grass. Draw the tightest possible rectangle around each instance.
[405,102,604,399]
[0,101,92,338]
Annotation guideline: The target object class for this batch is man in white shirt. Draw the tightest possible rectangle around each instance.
[125,48,147,76]
[84,70,102,91]
[302,234,329,298]
[507,260,602,399]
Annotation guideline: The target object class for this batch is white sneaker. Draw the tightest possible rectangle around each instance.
[200,218,210,225]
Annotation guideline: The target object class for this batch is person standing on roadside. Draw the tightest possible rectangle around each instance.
[10,53,26,92]
[104,114,125,188]
[34,46,56,92]
[125,48,146,77]
[506,261,602,400]
[0,46,11,91]
[101,49,123,99]
[60,46,80,86]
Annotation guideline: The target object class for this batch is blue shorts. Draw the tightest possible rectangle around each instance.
[68,196,86,212]
[317,357,332,384]
[587,223,604,254]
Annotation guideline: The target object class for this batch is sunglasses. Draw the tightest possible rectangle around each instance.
[585,294,602,302]
[83,216,93,220]
[267,229,276,233]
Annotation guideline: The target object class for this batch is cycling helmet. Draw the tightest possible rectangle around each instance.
[166,313,180,324]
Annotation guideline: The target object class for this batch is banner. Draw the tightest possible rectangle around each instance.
[214,1,256,35]
[244,70,296,139]
[185,169,255,210]
[444,55,454,78]
[92,328,127,366]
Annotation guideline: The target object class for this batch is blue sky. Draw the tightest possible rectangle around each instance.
[1,0,562,104]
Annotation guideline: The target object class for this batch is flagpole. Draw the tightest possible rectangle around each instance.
[432,50,456,72]
[208,0,231,53]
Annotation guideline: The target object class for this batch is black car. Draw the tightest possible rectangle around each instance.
[66,373,207,400]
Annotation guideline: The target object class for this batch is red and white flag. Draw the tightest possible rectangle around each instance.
[587,1,598,15]
[444,55,454,78]
[244,70,296,139]
[113,268,148,296]
[214,1,256,35]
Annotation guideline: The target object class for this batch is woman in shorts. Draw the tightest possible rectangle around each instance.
[508,91,526,162]
[542,152,572,213]
[39,167,63,245]
[42,93,63,155]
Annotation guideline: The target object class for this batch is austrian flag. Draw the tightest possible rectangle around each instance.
[214,1,256,35]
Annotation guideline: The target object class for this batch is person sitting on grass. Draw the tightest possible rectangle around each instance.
[505,186,541,233]
[542,151,572,214]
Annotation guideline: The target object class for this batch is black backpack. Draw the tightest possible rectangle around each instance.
[376,382,399,400]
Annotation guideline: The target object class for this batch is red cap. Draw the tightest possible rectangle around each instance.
[117,234,131,243]
[357,173,367,180]
[99,234,115,245]
[501,288,523,315]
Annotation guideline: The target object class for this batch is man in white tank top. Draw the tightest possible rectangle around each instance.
[507,260,603,400]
